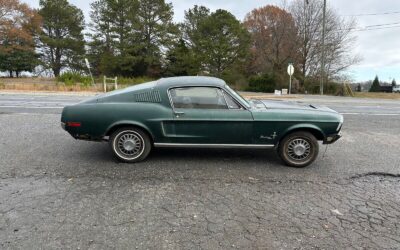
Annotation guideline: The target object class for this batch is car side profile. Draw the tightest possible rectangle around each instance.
[61,76,343,167]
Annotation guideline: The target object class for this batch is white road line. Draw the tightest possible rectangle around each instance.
[0,105,63,109]
[341,113,400,116]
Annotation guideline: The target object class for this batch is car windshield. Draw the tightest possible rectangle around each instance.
[225,85,251,109]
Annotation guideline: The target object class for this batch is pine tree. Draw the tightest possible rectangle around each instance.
[88,0,176,77]
[369,76,381,92]
[164,38,199,76]
[38,0,86,76]
[392,79,397,87]
[181,7,250,76]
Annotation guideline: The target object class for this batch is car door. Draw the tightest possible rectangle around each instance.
[166,86,254,144]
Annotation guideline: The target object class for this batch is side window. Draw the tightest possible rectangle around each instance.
[222,91,241,109]
[170,87,228,109]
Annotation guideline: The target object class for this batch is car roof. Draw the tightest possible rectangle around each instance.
[156,76,226,88]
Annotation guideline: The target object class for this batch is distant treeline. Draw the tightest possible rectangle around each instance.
[0,0,358,92]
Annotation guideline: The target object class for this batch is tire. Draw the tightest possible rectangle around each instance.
[109,127,152,163]
[278,131,319,168]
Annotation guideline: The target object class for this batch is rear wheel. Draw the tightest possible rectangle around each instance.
[278,131,319,168]
[109,127,152,163]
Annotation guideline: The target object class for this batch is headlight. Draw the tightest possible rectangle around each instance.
[337,115,344,131]
[336,122,342,131]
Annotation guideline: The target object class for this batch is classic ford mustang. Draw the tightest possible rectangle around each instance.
[61,76,343,167]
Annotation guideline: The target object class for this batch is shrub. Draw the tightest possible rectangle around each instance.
[57,72,92,86]
[220,70,248,91]
[246,73,276,93]
[304,80,341,95]
[115,76,154,86]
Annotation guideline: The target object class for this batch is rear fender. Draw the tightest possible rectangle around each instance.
[105,120,154,140]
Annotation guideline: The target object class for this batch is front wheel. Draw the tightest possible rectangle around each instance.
[109,127,152,163]
[278,131,319,168]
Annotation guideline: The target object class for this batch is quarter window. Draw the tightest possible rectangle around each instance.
[223,91,241,109]
[170,87,228,109]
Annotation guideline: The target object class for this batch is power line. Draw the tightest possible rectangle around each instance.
[297,21,400,35]
[343,11,400,17]
[365,21,400,28]
[354,25,400,32]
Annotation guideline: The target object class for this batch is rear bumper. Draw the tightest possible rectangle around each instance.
[323,133,341,144]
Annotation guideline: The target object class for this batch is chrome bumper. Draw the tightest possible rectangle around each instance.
[323,133,341,144]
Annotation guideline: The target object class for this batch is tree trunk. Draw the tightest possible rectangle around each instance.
[53,67,61,77]
[9,71,13,78]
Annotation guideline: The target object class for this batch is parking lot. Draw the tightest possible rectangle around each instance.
[1,93,400,249]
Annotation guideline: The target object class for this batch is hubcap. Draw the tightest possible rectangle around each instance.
[115,131,144,159]
[123,139,137,151]
[287,138,311,161]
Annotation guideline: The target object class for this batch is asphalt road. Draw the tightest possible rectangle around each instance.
[1,93,400,249]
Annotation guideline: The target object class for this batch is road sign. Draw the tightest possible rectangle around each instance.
[288,63,294,95]
[287,63,294,76]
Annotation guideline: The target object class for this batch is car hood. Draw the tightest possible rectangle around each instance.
[250,99,338,113]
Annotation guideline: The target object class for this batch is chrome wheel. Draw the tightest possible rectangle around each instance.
[279,131,319,168]
[113,131,145,160]
[287,138,311,161]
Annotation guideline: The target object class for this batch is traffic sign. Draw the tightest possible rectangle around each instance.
[287,63,294,76]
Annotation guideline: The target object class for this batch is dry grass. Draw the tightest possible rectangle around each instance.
[0,77,139,93]
[0,82,102,92]
[354,92,400,100]
[1,78,400,100]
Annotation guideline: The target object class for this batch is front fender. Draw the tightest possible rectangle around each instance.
[278,123,326,142]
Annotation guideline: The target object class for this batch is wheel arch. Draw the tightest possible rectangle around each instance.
[105,121,154,143]
[278,124,326,144]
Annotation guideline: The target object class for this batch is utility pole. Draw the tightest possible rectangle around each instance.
[320,0,327,95]
[303,0,309,88]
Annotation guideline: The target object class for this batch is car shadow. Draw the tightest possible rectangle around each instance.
[150,147,281,164]
[73,141,282,166]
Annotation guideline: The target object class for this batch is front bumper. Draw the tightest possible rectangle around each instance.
[323,133,341,144]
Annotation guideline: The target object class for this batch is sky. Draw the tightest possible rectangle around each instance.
[21,0,400,83]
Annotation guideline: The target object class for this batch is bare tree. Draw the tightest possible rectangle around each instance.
[290,0,360,87]
[244,5,299,87]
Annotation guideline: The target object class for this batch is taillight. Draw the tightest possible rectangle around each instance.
[66,122,81,127]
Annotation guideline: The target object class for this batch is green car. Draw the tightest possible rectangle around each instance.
[61,76,343,167]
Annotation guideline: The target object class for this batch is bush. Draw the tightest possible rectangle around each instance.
[57,72,92,86]
[220,70,248,91]
[58,73,154,88]
[304,80,341,95]
[115,76,154,86]
[246,73,276,93]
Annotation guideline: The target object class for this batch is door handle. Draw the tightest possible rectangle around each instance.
[174,111,185,117]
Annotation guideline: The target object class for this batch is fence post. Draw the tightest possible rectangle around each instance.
[114,77,118,90]
[103,75,106,93]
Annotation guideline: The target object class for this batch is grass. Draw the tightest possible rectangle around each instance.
[354,92,400,100]
[1,78,400,100]
[0,83,101,92]
[0,82,146,92]
[0,76,154,93]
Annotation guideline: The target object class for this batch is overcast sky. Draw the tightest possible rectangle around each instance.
[21,0,400,83]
